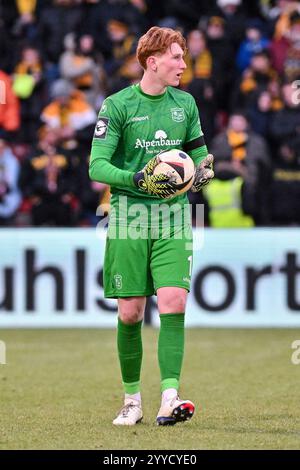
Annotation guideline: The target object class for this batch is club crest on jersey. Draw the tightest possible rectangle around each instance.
[171,108,185,122]
[94,117,109,139]
[114,274,123,290]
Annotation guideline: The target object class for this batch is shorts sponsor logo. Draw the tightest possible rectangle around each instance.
[94,117,109,139]
[114,274,123,290]
[171,108,185,122]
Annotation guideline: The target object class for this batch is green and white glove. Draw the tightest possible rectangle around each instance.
[133,155,176,198]
[191,154,214,192]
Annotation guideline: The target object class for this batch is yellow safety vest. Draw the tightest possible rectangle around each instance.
[203,177,254,228]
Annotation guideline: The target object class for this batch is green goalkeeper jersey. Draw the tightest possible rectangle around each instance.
[89,84,208,226]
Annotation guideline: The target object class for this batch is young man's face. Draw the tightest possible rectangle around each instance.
[153,42,187,87]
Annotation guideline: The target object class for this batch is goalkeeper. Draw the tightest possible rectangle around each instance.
[89,26,214,426]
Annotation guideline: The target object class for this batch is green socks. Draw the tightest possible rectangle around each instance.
[117,313,185,395]
[158,313,185,392]
[117,317,143,394]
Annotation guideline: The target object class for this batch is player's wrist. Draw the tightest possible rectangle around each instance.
[122,170,138,188]
[133,171,146,189]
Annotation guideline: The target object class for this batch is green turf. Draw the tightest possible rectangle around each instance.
[0,328,300,450]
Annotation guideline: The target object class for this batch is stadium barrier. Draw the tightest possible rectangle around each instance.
[0,228,300,327]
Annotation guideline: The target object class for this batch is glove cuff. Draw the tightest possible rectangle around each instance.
[133,171,146,189]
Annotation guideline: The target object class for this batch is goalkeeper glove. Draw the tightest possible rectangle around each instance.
[133,155,176,198]
[191,154,214,192]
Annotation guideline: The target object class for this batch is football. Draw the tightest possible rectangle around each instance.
[153,149,195,197]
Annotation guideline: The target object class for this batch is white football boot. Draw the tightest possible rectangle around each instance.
[156,396,195,426]
[113,398,143,426]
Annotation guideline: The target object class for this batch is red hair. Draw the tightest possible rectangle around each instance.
[136,26,186,69]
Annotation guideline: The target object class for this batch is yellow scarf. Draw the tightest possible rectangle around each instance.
[15,61,42,75]
[16,0,36,15]
[180,50,212,87]
[227,130,248,161]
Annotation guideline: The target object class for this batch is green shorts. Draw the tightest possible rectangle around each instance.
[103,224,193,298]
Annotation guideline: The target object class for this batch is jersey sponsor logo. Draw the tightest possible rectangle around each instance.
[171,108,185,122]
[131,115,149,122]
[114,274,123,290]
[94,117,109,139]
[135,129,182,150]
[154,130,167,139]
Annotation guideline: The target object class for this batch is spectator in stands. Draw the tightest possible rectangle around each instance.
[283,12,300,81]
[40,78,97,154]
[13,45,47,143]
[206,15,235,112]
[38,0,82,80]
[104,16,137,83]
[247,89,274,138]
[0,0,299,228]
[270,138,300,225]
[159,0,209,31]
[0,70,20,138]
[271,0,300,40]
[209,111,271,225]
[79,178,110,226]
[270,11,300,80]
[119,0,149,36]
[0,137,21,226]
[82,0,148,59]
[19,126,80,226]
[267,76,284,112]
[109,53,143,94]
[269,81,300,147]
[60,33,107,109]
[261,0,298,24]
[232,50,278,110]
[180,29,216,144]
[181,30,213,88]
[203,163,255,228]
[83,0,123,59]
[11,0,39,44]
[236,18,270,73]
[214,0,247,51]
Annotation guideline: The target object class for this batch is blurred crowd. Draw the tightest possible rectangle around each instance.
[0,0,300,228]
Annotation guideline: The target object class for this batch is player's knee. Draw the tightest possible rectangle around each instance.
[118,298,145,324]
[119,311,143,324]
[159,292,187,313]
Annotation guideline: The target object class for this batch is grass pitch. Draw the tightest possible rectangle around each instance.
[0,328,300,450]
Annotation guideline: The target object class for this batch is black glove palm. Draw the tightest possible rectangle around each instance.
[191,154,214,192]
